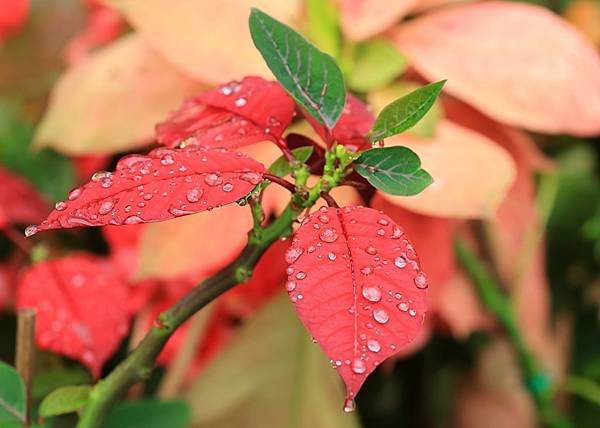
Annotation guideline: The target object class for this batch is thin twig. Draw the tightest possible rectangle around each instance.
[319,191,339,208]
[263,173,296,193]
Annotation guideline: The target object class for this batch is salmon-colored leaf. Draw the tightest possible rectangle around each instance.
[16,254,130,376]
[156,77,295,149]
[305,94,374,151]
[340,0,418,41]
[285,205,427,403]
[392,1,600,135]
[0,166,47,229]
[31,146,265,235]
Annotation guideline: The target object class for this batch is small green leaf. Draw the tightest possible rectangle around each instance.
[0,362,26,425]
[355,147,433,196]
[268,146,314,176]
[39,385,91,418]
[306,0,341,58]
[249,8,346,130]
[347,39,408,93]
[368,80,446,141]
[103,400,190,428]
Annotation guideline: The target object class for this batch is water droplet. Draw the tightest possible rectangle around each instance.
[220,85,233,95]
[160,154,175,165]
[414,272,428,289]
[377,228,385,236]
[101,179,113,188]
[91,171,112,182]
[398,302,409,312]
[186,188,202,202]
[394,256,407,269]
[391,227,404,239]
[344,398,356,413]
[351,358,366,374]
[362,286,381,302]
[373,308,389,324]
[360,266,373,276]
[296,271,306,280]
[222,182,234,192]
[204,173,222,186]
[285,247,303,264]
[409,308,417,317]
[327,252,337,261]
[319,228,338,243]
[335,360,343,367]
[378,218,389,226]
[124,215,143,225]
[234,97,247,107]
[98,200,115,215]
[68,188,82,200]
[240,171,262,184]
[297,294,303,300]
[286,281,296,291]
[319,214,329,223]
[55,201,67,211]
[365,245,377,255]
[24,225,38,237]
[367,339,381,353]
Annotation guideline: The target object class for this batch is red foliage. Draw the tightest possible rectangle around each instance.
[32,146,265,233]
[285,206,427,401]
[0,0,28,42]
[0,166,47,229]
[156,76,295,149]
[16,254,130,376]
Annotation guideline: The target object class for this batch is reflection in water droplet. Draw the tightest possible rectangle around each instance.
[319,228,338,243]
[91,171,112,182]
[362,286,381,302]
[352,358,366,374]
[55,201,67,211]
[373,308,389,324]
[367,339,381,353]
[394,256,407,268]
[24,225,38,237]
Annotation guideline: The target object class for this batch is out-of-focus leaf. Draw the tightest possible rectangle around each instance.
[0,361,26,425]
[0,102,74,202]
[0,165,48,229]
[185,294,361,428]
[32,358,91,401]
[347,39,408,93]
[38,385,91,418]
[380,120,516,219]
[268,146,314,177]
[564,0,600,48]
[34,34,203,155]
[368,82,443,138]
[306,0,341,58]
[107,0,301,83]
[0,0,28,41]
[339,0,418,41]
[103,400,190,428]
[392,1,600,136]
[250,8,346,129]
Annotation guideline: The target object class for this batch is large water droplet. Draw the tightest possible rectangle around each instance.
[204,173,222,186]
[344,398,356,413]
[98,200,115,215]
[68,188,82,201]
[55,201,67,211]
[285,247,303,264]
[362,286,381,302]
[394,256,407,268]
[414,272,428,289]
[351,358,366,374]
[286,280,296,292]
[222,182,234,192]
[124,215,143,225]
[186,188,203,203]
[397,302,409,312]
[91,171,112,182]
[373,308,389,324]
[319,228,338,243]
[24,225,38,237]
[367,339,381,353]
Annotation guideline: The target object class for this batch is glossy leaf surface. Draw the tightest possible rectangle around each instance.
[32,147,265,234]
[285,206,428,401]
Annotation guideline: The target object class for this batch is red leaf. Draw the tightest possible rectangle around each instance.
[156,76,295,149]
[304,94,374,151]
[285,205,427,403]
[31,146,265,234]
[0,0,28,41]
[0,166,47,229]
[16,254,130,376]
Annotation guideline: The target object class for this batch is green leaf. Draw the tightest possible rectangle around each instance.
[347,39,408,93]
[355,147,433,196]
[305,0,341,59]
[103,400,190,428]
[39,385,91,418]
[0,362,26,425]
[368,80,446,141]
[249,8,346,130]
[185,295,360,428]
[0,101,75,201]
[268,146,314,176]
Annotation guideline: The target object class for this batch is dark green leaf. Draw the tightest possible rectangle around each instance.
[249,8,346,129]
[102,400,190,428]
[268,146,314,176]
[355,147,433,196]
[348,39,408,93]
[39,385,91,418]
[368,80,446,141]
[0,362,26,424]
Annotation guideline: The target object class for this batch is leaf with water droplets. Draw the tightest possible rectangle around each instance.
[156,76,296,149]
[16,254,130,377]
[355,147,433,196]
[368,80,445,141]
[0,165,48,230]
[304,94,374,151]
[32,146,265,234]
[286,205,428,402]
[249,8,346,129]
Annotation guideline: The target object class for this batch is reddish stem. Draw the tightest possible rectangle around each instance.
[263,173,296,193]
[320,191,339,208]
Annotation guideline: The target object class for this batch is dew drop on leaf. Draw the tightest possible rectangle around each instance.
[373,308,390,324]
[285,247,304,264]
[367,339,381,353]
[24,225,38,237]
[414,272,428,289]
[394,256,407,268]
[319,228,339,243]
[362,286,382,302]
[351,358,367,374]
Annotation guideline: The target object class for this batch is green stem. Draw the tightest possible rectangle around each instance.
[454,239,571,428]
[76,206,297,428]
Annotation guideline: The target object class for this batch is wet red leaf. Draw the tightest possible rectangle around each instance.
[156,76,295,149]
[285,205,427,404]
[0,166,48,229]
[304,94,374,151]
[16,254,130,376]
[31,146,265,234]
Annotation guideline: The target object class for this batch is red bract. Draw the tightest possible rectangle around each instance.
[285,206,427,406]
[304,94,374,151]
[16,254,130,376]
[0,166,47,229]
[30,146,265,235]
[156,76,295,149]
[0,0,28,42]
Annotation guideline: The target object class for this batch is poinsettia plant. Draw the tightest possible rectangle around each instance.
[20,8,445,426]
